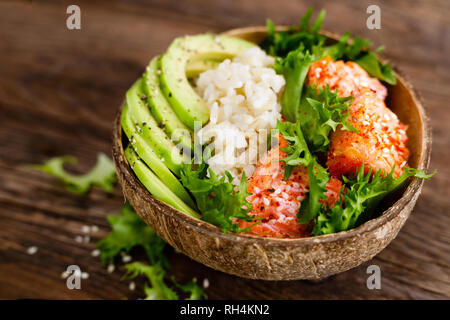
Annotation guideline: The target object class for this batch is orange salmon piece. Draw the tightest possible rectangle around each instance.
[307,56,388,100]
[326,89,409,178]
[239,136,342,238]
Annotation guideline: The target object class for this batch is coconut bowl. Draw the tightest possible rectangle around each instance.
[112,27,431,280]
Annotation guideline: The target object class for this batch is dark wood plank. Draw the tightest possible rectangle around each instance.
[0,0,448,299]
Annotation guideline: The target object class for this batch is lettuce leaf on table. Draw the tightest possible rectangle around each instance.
[29,153,116,194]
[96,202,169,268]
[97,203,207,300]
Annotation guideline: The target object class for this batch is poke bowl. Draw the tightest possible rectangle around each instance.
[112,19,431,280]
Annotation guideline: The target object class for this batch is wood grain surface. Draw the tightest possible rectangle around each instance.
[0,0,449,299]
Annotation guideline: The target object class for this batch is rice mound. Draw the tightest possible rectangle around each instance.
[195,47,285,183]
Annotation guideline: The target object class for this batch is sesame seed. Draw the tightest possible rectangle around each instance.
[91,225,99,233]
[81,272,89,279]
[122,255,132,263]
[129,281,136,291]
[75,235,83,243]
[107,264,115,274]
[202,278,210,289]
[91,249,100,257]
[27,246,38,255]
[81,225,91,233]
[83,235,90,243]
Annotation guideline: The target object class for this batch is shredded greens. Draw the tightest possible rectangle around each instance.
[180,161,258,233]
[29,153,116,194]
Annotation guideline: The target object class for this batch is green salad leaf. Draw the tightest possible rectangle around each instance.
[261,8,326,57]
[276,119,332,224]
[299,85,357,153]
[180,161,257,233]
[29,153,116,194]
[172,277,208,300]
[122,262,206,300]
[97,203,207,300]
[263,8,396,86]
[122,262,178,300]
[96,202,169,268]
[325,33,396,84]
[297,159,330,224]
[311,165,436,236]
[274,45,317,122]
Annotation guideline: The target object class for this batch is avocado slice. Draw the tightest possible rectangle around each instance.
[160,34,255,129]
[186,58,221,78]
[126,78,188,176]
[124,145,199,218]
[121,103,195,208]
[143,57,193,152]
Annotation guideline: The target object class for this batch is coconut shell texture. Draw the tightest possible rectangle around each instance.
[112,27,431,280]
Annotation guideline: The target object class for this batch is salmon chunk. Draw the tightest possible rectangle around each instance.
[239,136,342,238]
[326,89,409,178]
[307,56,388,100]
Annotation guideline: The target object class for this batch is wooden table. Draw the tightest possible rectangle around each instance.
[0,0,448,299]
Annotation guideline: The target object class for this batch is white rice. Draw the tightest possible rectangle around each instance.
[195,47,285,183]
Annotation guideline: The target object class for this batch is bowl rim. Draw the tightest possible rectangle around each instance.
[112,26,432,247]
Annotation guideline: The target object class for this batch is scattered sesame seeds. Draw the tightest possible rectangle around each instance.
[202,278,210,289]
[27,246,38,255]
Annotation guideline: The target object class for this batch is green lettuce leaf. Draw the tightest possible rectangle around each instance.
[96,202,169,268]
[261,8,326,57]
[122,262,178,300]
[311,165,436,235]
[274,45,317,122]
[262,9,396,85]
[299,85,357,153]
[180,161,257,233]
[122,262,207,300]
[29,153,116,194]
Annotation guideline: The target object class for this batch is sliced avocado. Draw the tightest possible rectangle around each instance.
[186,58,221,78]
[126,78,188,176]
[160,34,255,129]
[121,103,195,208]
[143,57,192,151]
[124,145,200,218]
